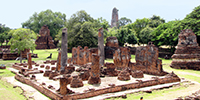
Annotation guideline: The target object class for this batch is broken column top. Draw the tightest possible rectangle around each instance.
[177,29,198,47]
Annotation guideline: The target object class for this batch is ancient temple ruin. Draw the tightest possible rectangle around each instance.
[111,7,119,28]
[170,29,200,70]
[11,27,181,100]
[35,25,56,49]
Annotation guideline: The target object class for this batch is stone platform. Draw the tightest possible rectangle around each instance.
[11,61,180,100]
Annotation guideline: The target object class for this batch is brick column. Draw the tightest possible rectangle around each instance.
[88,54,101,84]
[27,53,32,69]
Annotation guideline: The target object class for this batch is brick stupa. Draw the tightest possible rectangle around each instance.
[170,29,200,70]
[35,25,56,49]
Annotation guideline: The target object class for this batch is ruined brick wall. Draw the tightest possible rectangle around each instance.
[35,25,56,49]
[134,42,166,75]
[2,53,19,60]
[113,47,131,70]
[171,29,200,70]
[70,46,93,65]
[111,7,119,28]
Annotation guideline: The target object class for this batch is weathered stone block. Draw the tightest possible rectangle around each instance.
[49,71,59,80]
[70,75,84,88]
[131,70,144,78]
[117,68,130,81]
[43,70,52,77]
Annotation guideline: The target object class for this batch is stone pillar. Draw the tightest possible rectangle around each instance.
[88,54,101,84]
[98,28,105,66]
[61,28,68,74]
[27,53,32,69]
[56,51,61,71]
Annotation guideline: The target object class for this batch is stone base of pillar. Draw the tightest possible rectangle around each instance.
[88,77,101,84]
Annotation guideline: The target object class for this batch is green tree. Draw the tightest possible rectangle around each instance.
[149,15,165,28]
[139,26,154,44]
[66,10,95,31]
[126,30,138,45]
[118,17,132,28]
[131,18,150,44]
[22,9,66,39]
[151,5,200,53]
[68,22,98,49]
[0,24,11,46]
[8,28,37,63]
[116,26,128,46]
[0,33,5,46]
[56,10,101,49]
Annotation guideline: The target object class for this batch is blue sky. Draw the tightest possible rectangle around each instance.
[0,0,200,29]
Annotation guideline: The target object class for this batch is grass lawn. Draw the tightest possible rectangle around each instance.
[0,49,200,100]
[0,69,26,100]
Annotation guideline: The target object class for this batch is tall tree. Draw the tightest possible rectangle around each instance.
[22,9,66,39]
[0,24,11,46]
[116,26,128,46]
[55,10,101,49]
[8,28,37,63]
[149,15,165,28]
[131,18,150,44]
[118,17,132,28]
[139,26,154,44]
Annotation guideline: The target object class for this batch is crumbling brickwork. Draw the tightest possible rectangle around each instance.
[170,29,200,70]
[134,42,167,75]
[70,46,92,65]
[113,47,131,70]
[70,75,84,88]
[88,54,101,84]
[35,25,56,49]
